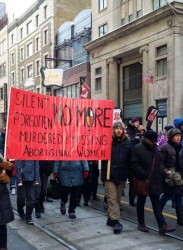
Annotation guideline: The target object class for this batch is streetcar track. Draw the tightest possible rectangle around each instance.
[90,194,183,242]
[12,191,183,250]
[13,209,79,250]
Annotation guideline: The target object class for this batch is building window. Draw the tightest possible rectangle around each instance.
[95,67,102,91]
[137,10,142,18]
[157,45,167,57]
[11,53,15,65]
[0,63,6,77]
[123,63,142,105]
[20,48,24,61]
[27,42,33,57]
[0,65,2,77]
[44,5,47,19]
[62,84,79,98]
[27,21,32,35]
[36,60,40,76]
[44,54,48,67]
[129,14,133,22]
[44,30,48,45]
[99,0,107,11]
[123,63,142,90]
[157,59,167,77]
[27,64,33,78]
[121,18,125,26]
[36,15,39,27]
[156,45,167,77]
[0,88,3,100]
[153,0,166,10]
[20,28,23,39]
[95,67,102,75]
[11,34,14,45]
[0,40,6,55]
[95,78,102,91]
[35,37,40,51]
[11,72,15,85]
[20,68,24,83]
[99,23,107,37]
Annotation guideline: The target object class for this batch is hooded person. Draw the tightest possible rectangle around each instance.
[101,121,131,234]
[159,128,183,226]
[174,118,183,145]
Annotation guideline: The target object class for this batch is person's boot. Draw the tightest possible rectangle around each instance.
[113,221,123,234]
[176,206,183,226]
[35,201,41,218]
[138,224,149,232]
[159,224,175,235]
[60,202,66,215]
[17,207,25,220]
[40,201,44,213]
[26,206,34,225]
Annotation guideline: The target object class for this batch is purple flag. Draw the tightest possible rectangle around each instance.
[156,131,167,151]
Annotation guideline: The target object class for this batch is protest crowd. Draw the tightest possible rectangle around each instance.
[1,110,183,250]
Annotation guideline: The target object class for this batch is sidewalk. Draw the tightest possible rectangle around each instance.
[9,192,182,250]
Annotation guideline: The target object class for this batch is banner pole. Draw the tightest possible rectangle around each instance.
[106,160,111,180]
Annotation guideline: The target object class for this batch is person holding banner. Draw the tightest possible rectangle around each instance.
[101,121,131,234]
[0,155,14,250]
[54,160,89,219]
[16,160,40,225]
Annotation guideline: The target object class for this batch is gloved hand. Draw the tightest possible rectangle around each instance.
[0,172,10,184]
[54,173,59,178]
[83,171,89,179]
[0,160,12,171]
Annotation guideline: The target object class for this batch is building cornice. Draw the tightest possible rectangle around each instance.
[85,3,183,51]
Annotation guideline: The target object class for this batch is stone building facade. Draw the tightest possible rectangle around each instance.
[85,0,183,130]
[0,0,91,127]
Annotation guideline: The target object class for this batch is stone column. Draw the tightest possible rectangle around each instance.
[107,58,118,107]
[139,45,149,126]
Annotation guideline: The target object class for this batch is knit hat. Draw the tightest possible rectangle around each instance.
[144,130,158,142]
[138,125,145,132]
[131,118,139,123]
[167,128,181,139]
[113,121,125,129]
[164,124,174,132]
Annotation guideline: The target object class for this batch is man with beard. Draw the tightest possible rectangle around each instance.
[101,122,131,234]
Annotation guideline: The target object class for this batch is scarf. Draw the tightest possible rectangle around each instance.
[168,140,182,171]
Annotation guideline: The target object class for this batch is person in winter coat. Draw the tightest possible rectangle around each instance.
[174,118,183,145]
[77,160,100,206]
[0,155,14,250]
[159,128,183,226]
[54,160,89,219]
[101,121,131,234]
[127,118,140,206]
[16,160,40,225]
[131,130,175,235]
[35,160,54,218]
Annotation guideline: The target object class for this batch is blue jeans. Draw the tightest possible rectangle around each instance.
[160,193,182,208]
[10,176,16,188]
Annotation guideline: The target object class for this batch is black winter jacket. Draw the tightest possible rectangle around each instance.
[0,182,14,225]
[160,142,183,195]
[131,139,164,195]
[101,136,131,184]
